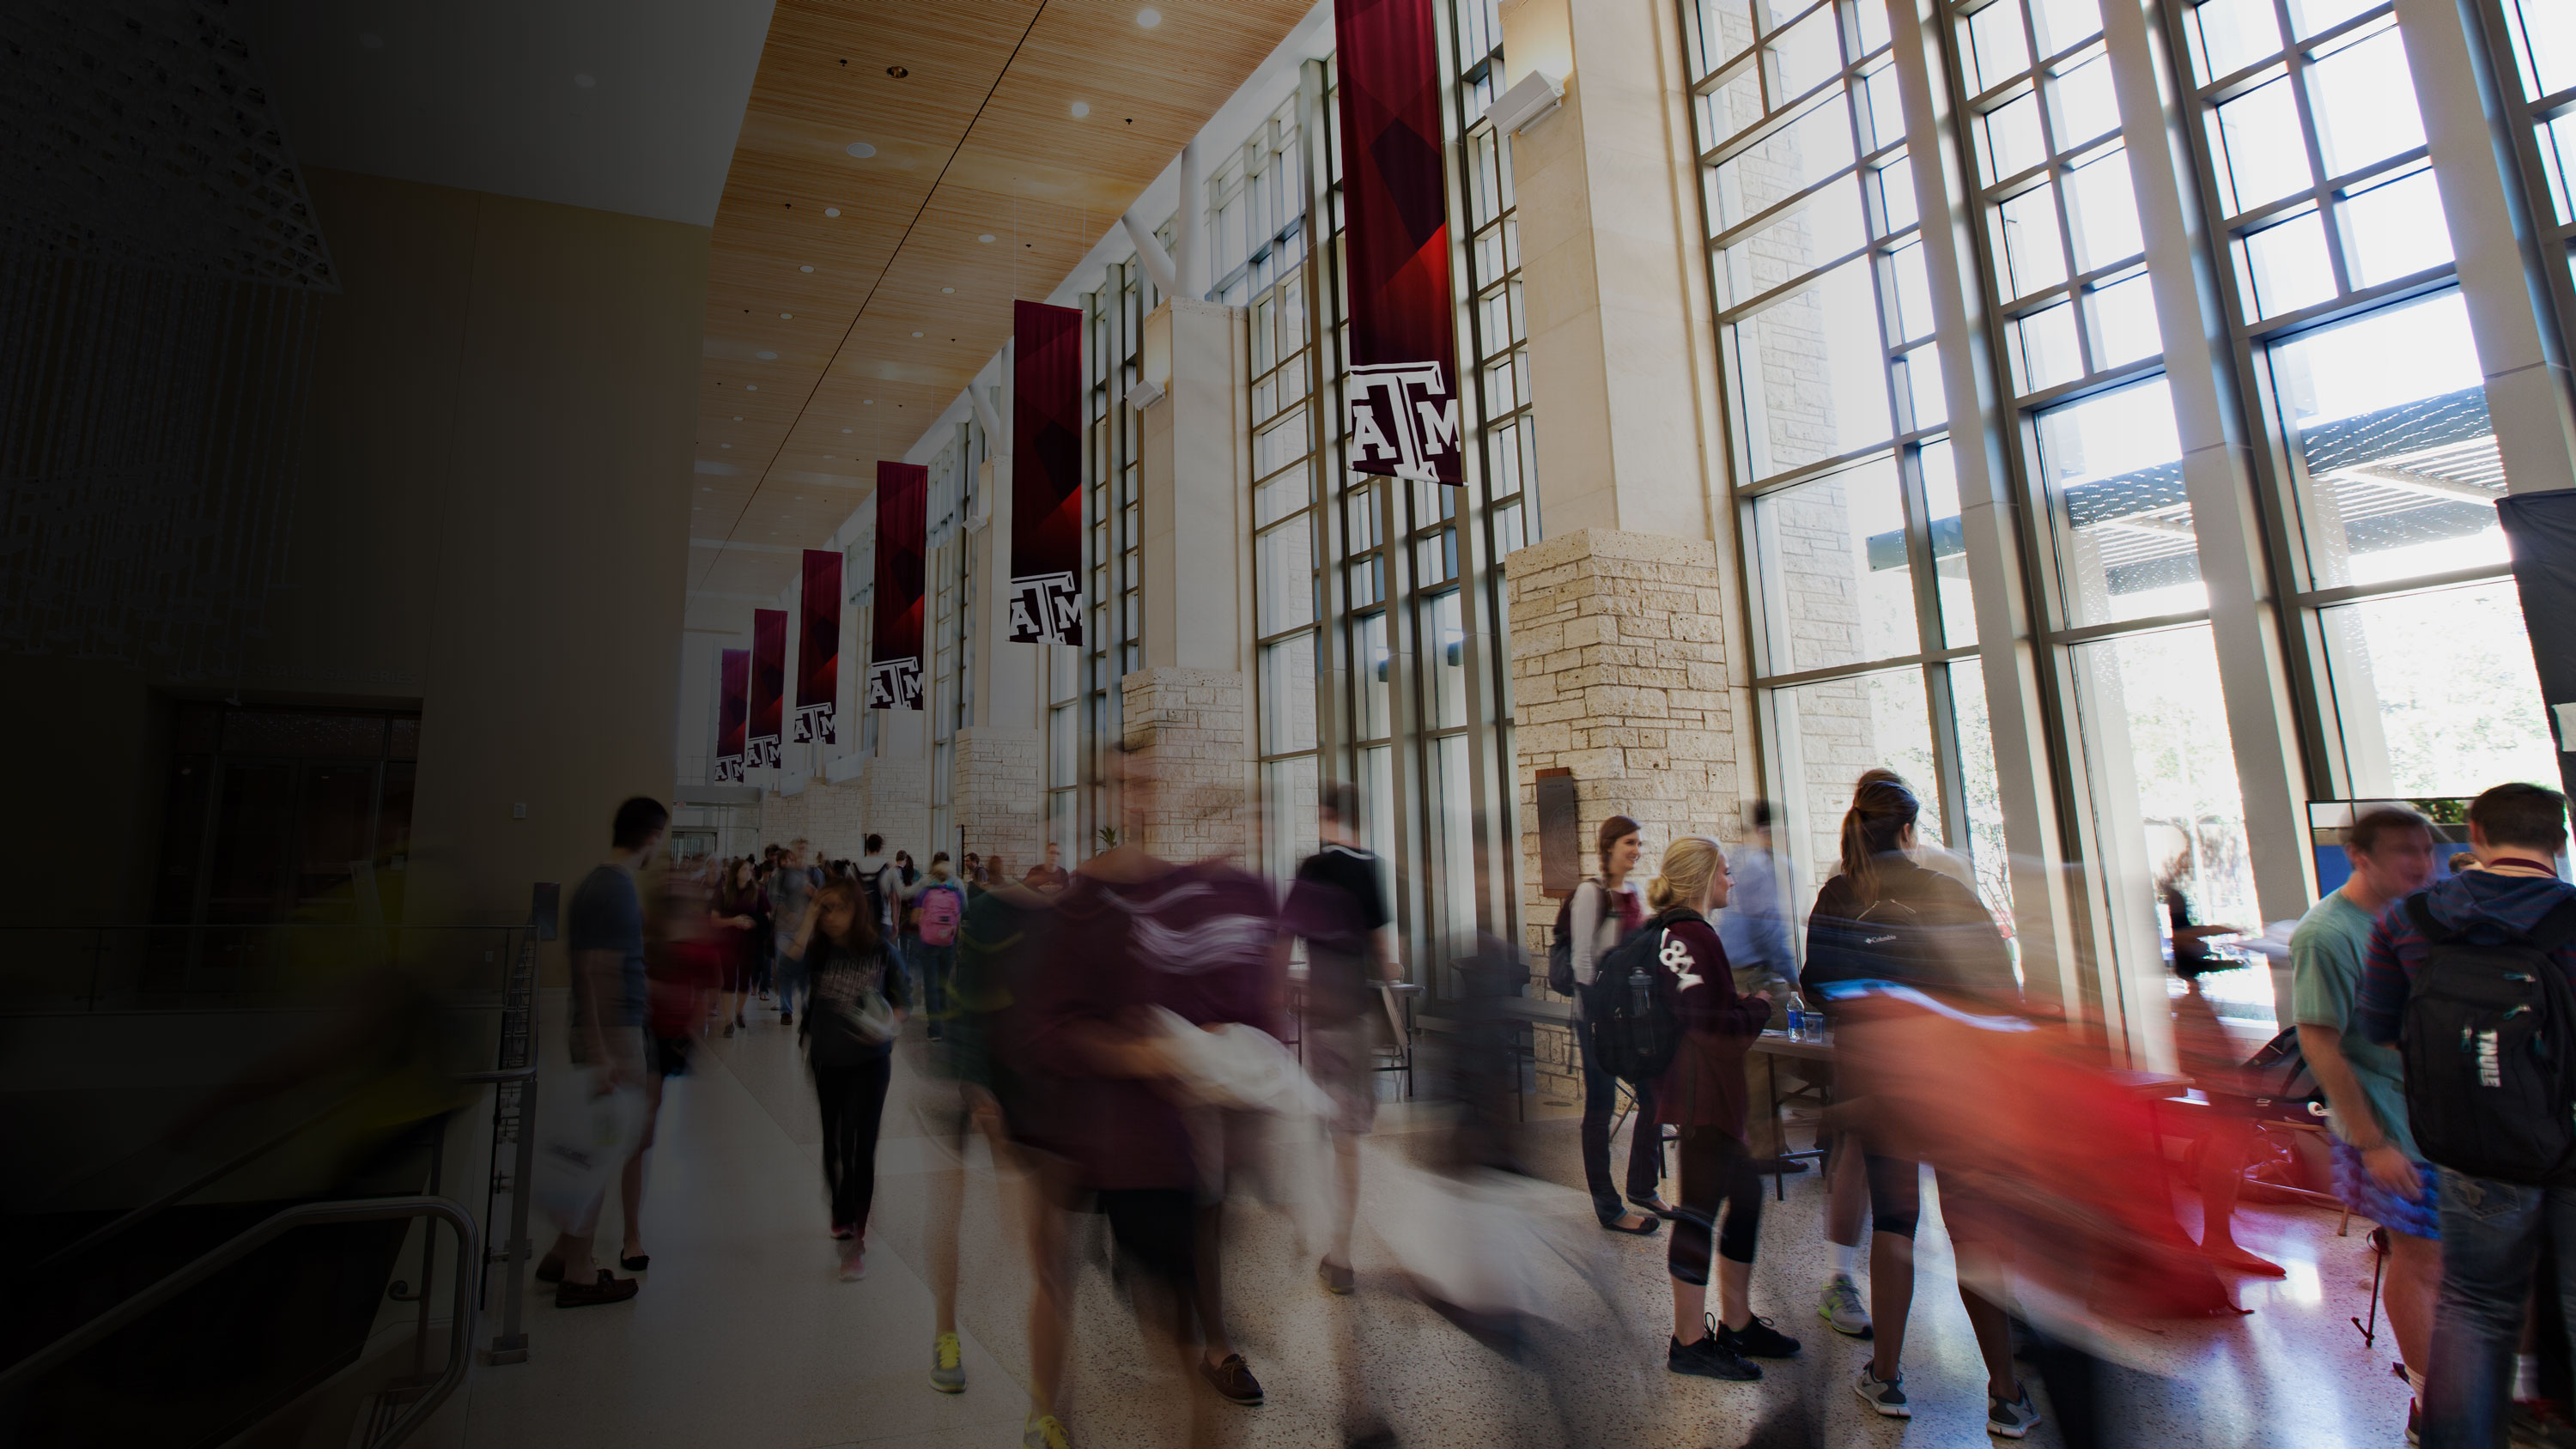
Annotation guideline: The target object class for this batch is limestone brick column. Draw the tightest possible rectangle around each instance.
[952,725,1042,870]
[1118,294,1254,864]
[1507,528,1742,1098]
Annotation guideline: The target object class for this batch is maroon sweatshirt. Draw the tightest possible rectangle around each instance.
[1646,910,1771,1138]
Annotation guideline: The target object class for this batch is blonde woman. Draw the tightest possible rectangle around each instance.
[1638,835,1800,1382]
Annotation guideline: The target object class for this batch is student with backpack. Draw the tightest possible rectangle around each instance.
[1553,814,1668,1234]
[2358,783,2576,1449]
[1597,834,1797,1381]
[904,852,969,1040]
[1805,777,2035,1436]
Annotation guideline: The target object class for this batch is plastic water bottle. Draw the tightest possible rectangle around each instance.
[1785,992,1809,1042]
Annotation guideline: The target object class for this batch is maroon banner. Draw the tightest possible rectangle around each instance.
[794,548,841,745]
[1334,0,1462,485]
[749,609,786,768]
[715,647,748,784]
[870,461,927,711]
[1011,299,1084,644]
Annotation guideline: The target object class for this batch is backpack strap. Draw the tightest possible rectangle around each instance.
[2525,895,2576,954]
[2404,892,2456,946]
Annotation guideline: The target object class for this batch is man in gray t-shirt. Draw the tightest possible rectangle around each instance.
[545,796,666,1308]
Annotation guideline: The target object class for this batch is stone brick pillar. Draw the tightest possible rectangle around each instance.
[951,724,1042,873]
[1120,667,1249,864]
[1505,527,1747,1100]
[857,752,930,858]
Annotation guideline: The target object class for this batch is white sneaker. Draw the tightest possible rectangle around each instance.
[837,1244,867,1282]
[1988,1389,2041,1438]
[1818,1271,1873,1337]
[1854,1366,1911,1418]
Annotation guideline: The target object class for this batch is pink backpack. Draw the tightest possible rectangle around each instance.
[919,883,963,946]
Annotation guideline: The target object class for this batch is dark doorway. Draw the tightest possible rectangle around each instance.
[154,702,421,931]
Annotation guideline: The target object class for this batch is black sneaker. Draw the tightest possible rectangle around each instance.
[1668,1333,1760,1381]
[1715,1314,1801,1359]
[1200,1353,1263,1406]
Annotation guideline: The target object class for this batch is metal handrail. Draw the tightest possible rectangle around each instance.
[0,1194,479,1449]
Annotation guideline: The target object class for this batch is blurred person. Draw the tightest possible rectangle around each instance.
[2293,805,2442,1436]
[2452,852,2483,876]
[1718,800,1796,1015]
[1023,839,1072,894]
[2159,852,2243,979]
[1570,813,1668,1234]
[904,852,969,1040]
[1283,782,1397,1294]
[2360,783,2576,1449]
[918,852,1051,1397]
[2167,943,2278,1276]
[1803,776,2035,1434]
[1011,743,1285,1445]
[647,865,722,1078]
[711,857,762,1034]
[751,856,777,1001]
[1637,835,1800,1382]
[769,839,818,1025]
[1856,766,1978,891]
[857,833,898,935]
[792,877,908,1279]
[536,795,667,1307]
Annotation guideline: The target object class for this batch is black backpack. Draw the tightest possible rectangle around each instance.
[1584,919,1682,1084]
[2399,891,2576,1185]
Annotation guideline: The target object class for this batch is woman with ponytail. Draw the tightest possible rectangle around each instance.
[1637,835,1802,1384]
[1805,776,2036,1435]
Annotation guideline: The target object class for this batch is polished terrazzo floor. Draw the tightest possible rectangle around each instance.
[409,1012,2421,1449]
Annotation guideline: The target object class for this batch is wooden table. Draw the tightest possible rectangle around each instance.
[1749,1031,1834,1199]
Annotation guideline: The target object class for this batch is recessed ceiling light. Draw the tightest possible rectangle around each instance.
[702,486,714,492]
[720,442,732,449]
[756,350,778,361]
[886,65,908,78]
[841,427,853,433]
[845,141,877,158]
[779,312,793,319]
[941,287,955,294]
[359,33,385,49]
[1070,101,1091,118]
[979,233,995,243]
[1137,7,1163,26]
[823,207,841,218]
[912,330,924,337]
[795,495,805,501]
[864,400,874,405]
[745,385,758,391]
[733,415,744,421]
[799,264,814,273]
[574,73,598,88]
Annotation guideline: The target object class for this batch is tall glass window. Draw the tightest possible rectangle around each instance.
[1078,263,1156,850]
[1685,0,2012,934]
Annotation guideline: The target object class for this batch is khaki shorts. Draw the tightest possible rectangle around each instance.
[1307,1016,1380,1137]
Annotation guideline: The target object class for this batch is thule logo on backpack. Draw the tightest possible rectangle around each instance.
[2477,1028,2502,1088]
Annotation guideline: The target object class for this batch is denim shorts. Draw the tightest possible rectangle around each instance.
[2331,1137,2442,1241]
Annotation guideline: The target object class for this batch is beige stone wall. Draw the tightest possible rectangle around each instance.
[1120,666,1249,864]
[1505,527,1747,1096]
[952,725,1042,874]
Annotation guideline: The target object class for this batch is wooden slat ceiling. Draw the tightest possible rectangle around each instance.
[688,0,1313,606]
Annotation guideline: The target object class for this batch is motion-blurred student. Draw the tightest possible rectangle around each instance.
[1285,783,1397,1294]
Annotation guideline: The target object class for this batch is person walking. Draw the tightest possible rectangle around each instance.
[904,852,969,1041]
[1571,815,1667,1234]
[792,877,908,1280]
[1805,776,2036,1436]
[769,840,817,1024]
[1022,840,1071,894]
[1639,835,1801,1382]
[711,857,761,1035]
[2359,783,2576,1449]
[2293,805,2441,1440]
[535,795,666,1307]
[1283,783,1397,1295]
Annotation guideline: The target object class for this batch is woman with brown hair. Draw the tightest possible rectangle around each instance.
[1571,813,1668,1233]
[788,876,908,1280]
[1805,776,2036,1435]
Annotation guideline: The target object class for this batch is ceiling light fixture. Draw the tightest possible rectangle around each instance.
[745,385,758,391]
[941,287,955,294]
[824,207,841,218]
[979,233,995,243]
[720,442,732,448]
[756,350,777,360]
[779,312,793,319]
[1137,7,1163,26]
[886,65,908,78]
[799,264,814,273]
[732,415,744,421]
[864,399,874,405]
[845,141,877,158]
[574,73,598,88]
[911,331,924,337]
[1070,101,1091,118]
[841,427,853,433]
